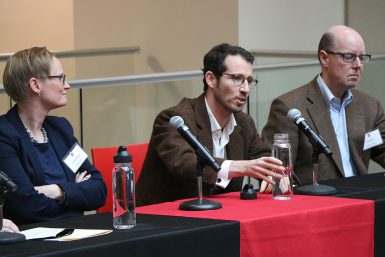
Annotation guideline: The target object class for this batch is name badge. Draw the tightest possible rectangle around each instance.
[363,129,383,151]
[62,143,88,173]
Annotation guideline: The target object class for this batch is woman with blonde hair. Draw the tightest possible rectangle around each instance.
[0,47,106,225]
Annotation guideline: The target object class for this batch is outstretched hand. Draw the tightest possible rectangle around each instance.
[229,156,285,185]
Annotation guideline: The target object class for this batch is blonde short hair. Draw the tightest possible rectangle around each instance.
[3,47,54,103]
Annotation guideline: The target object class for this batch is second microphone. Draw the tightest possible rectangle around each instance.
[170,116,221,171]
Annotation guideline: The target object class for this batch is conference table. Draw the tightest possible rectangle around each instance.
[138,193,373,257]
[322,171,385,257]
[1,190,374,257]
[2,213,239,257]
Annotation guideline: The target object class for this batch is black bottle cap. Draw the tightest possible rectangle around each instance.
[114,146,132,163]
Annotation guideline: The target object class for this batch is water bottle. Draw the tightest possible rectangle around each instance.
[112,146,136,229]
[271,133,293,200]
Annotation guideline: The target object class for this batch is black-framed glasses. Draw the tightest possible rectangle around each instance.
[223,73,258,89]
[325,50,371,64]
[47,74,66,84]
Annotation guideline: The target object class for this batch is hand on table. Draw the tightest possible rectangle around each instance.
[1,219,20,233]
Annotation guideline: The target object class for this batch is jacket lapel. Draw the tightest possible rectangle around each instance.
[345,94,365,169]
[7,106,46,183]
[306,81,345,176]
[192,94,245,160]
[193,94,215,154]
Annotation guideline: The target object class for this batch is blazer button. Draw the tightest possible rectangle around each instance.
[217,178,221,183]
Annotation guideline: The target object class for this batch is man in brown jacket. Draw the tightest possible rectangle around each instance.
[136,43,284,206]
[261,25,385,187]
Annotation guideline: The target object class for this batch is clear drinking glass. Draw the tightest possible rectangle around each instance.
[271,133,293,200]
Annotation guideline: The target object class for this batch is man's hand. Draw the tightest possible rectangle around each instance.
[260,175,291,194]
[229,156,284,185]
[278,176,291,194]
[259,176,273,193]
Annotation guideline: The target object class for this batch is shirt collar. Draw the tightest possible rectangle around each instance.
[317,74,353,108]
[204,97,237,134]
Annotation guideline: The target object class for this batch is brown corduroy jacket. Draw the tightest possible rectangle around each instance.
[136,93,268,206]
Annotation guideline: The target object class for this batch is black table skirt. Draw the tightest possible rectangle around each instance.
[322,172,385,257]
[1,213,240,257]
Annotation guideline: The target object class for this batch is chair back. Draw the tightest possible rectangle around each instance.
[91,142,148,213]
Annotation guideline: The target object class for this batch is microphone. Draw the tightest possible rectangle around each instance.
[170,116,221,172]
[0,170,17,192]
[287,109,332,157]
[0,171,25,245]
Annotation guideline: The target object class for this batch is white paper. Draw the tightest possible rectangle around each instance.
[21,227,112,241]
[50,229,112,241]
[21,227,65,240]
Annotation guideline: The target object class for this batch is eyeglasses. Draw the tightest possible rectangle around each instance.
[223,73,258,89]
[47,74,66,84]
[325,50,371,64]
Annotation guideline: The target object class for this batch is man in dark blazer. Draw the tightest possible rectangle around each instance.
[261,25,385,187]
[136,43,284,206]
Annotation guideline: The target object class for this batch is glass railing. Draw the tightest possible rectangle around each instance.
[0,47,140,152]
[0,47,140,85]
[249,60,320,131]
[80,76,204,153]
[0,51,384,166]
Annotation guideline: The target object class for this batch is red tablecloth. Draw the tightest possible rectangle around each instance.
[137,192,374,257]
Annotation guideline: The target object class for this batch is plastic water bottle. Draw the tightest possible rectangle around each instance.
[112,146,136,229]
[271,133,293,200]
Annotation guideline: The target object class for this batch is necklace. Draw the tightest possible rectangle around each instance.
[26,127,48,143]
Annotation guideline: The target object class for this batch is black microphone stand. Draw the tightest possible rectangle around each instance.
[240,176,257,199]
[240,98,257,200]
[0,186,26,244]
[295,144,337,195]
[179,156,222,210]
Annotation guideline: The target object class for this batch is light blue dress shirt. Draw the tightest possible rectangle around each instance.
[317,75,357,177]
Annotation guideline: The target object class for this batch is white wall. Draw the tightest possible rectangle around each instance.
[238,0,385,173]
[347,0,385,54]
[0,1,81,138]
[238,0,345,51]
[238,0,345,132]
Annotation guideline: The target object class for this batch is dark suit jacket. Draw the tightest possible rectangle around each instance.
[136,94,267,206]
[0,105,106,225]
[262,77,385,185]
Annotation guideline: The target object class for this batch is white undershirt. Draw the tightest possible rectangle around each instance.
[204,98,236,188]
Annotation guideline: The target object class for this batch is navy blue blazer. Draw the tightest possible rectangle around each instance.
[0,105,106,225]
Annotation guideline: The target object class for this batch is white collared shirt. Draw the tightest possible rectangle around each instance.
[317,75,356,177]
[205,98,236,188]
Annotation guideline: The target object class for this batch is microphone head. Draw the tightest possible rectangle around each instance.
[7,181,17,192]
[0,170,17,192]
[287,108,302,121]
[170,116,184,129]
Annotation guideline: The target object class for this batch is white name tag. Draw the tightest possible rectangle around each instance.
[363,129,383,151]
[62,143,88,173]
